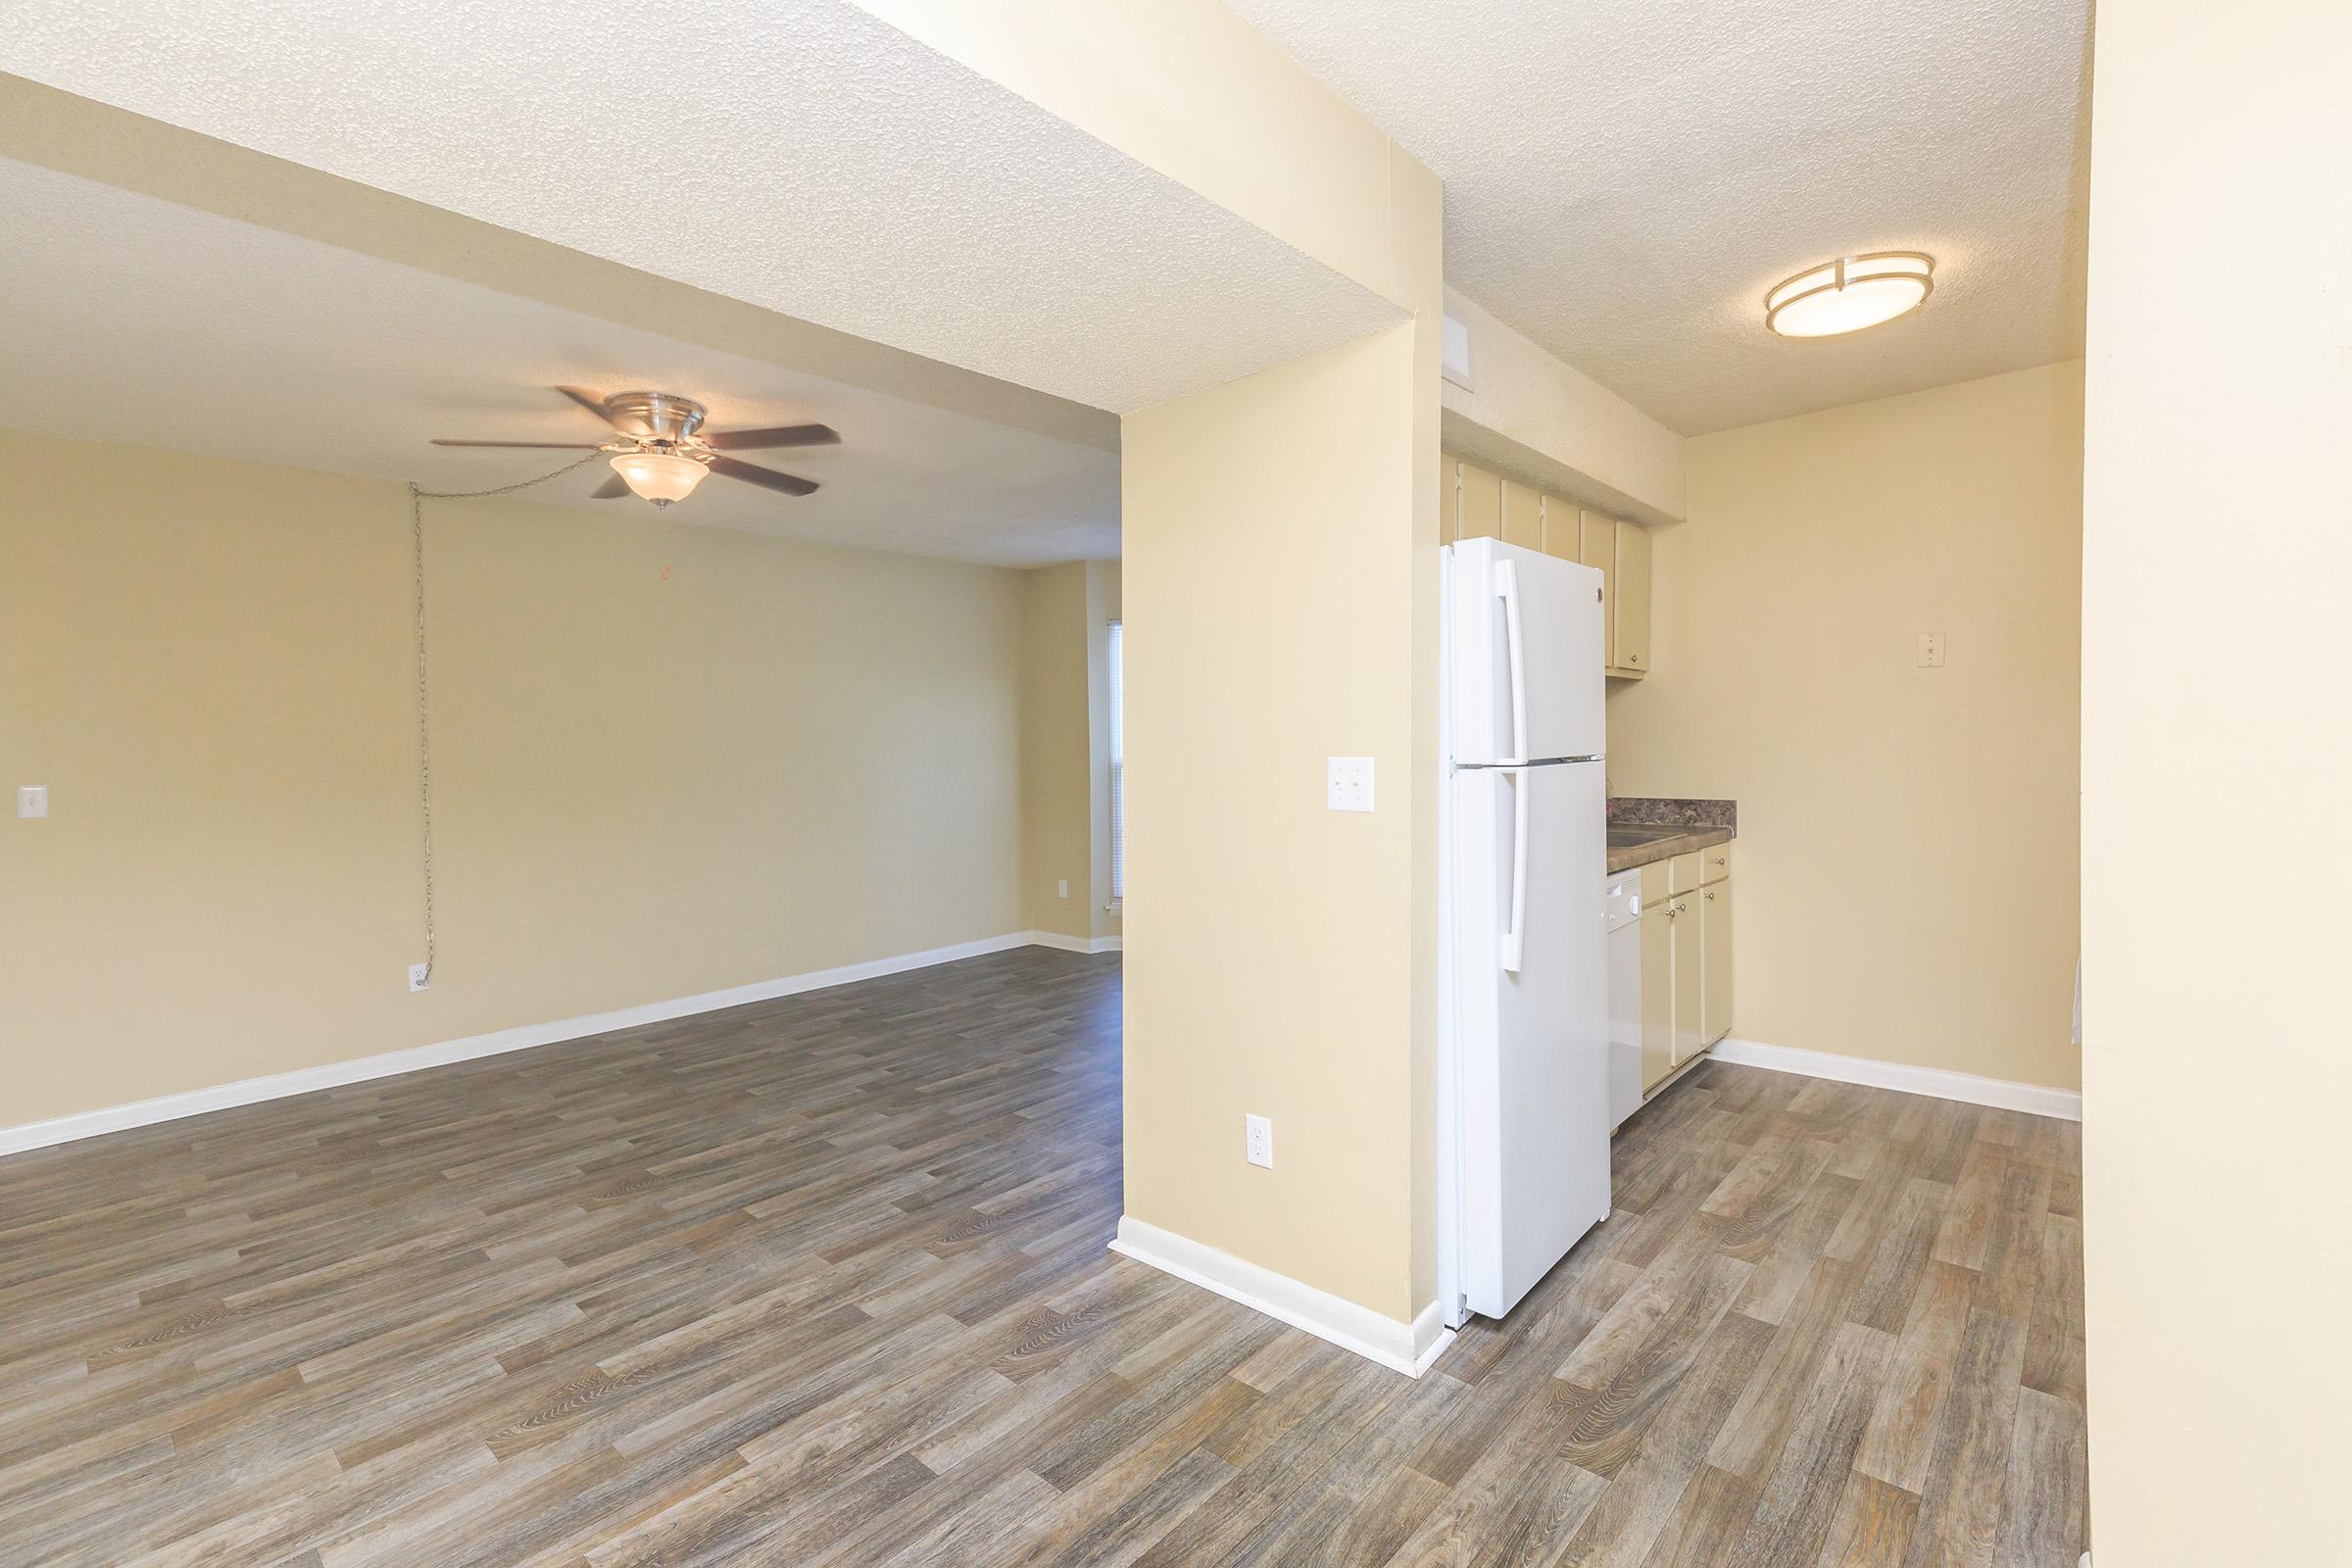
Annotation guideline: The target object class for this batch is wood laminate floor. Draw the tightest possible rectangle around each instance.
[0,949,2084,1565]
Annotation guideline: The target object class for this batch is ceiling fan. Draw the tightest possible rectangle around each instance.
[432,387,839,507]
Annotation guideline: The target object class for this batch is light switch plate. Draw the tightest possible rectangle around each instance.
[1245,1114,1274,1169]
[17,785,46,819]
[1915,633,1947,668]
[1326,757,1375,812]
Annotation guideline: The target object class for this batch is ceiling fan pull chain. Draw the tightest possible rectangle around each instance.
[404,452,602,983]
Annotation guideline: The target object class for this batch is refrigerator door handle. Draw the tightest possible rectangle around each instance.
[1501,767,1529,974]
[1494,559,1529,765]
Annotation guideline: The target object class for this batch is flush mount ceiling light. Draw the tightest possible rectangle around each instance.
[1764,252,1936,338]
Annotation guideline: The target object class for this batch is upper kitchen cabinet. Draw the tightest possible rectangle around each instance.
[1578,511,1618,672]
[1456,462,1502,543]
[1499,478,1544,552]
[1540,495,1579,561]
[1582,510,1651,678]
[1611,516,1650,676]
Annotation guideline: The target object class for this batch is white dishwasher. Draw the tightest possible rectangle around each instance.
[1604,868,1643,1129]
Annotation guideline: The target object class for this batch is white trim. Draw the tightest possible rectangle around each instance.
[1027,930,1122,955]
[0,931,1102,1157]
[1109,1214,1455,1378]
[1711,1037,2082,1122]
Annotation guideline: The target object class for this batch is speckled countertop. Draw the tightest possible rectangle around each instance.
[1606,823,1733,874]
[1605,798,1737,875]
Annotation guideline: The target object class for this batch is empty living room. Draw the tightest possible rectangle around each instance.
[3,3,2345,1564]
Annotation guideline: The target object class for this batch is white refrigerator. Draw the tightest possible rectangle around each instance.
[1437,535,1611,1328]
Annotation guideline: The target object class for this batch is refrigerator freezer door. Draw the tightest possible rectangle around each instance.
[1452,757,1612,1319]
[1447,536,1606,765]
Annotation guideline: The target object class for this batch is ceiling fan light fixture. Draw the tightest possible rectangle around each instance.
[609,450,709,507]
[1764,251,1936,338]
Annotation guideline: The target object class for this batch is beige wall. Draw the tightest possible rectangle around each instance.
[1,433,1026,1130]
[1089,564,1120,942]
[1607,362,2083,1090]
[1122,312,1437,1325]
[1122,130,1442,1329]
[1019,563,1094,940]
[1017,559,1119,943]
[1121,125,1443,1326]
[2081,1,2352,1560]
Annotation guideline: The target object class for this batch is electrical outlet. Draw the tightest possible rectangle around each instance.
[408,962,431,993]
[16,785,47,819]
[1245,1114,1274,1169]
[1915,632,1947,668]
[1326,757,1375,812]
[1057,878,1069,899]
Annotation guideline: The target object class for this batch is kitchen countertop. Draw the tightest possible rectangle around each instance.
[1604,800,1738,875]
[1606,822,1733,875]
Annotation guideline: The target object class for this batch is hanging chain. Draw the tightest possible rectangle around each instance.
[406,453,604,980]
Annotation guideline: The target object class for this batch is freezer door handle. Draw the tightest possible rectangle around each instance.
[1494,558,1529,766]
[1501,768,1529,974]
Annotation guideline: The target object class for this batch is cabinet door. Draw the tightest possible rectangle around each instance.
[1500,479,1544,551]
[1640,904,1675,1091]
[1613,520,1651,674]
[1438,458,1458,545]
[1457,463,1502,541]
[1578,512,1615,670]
[1670,896,1704,1066]
[1541,495,1580,560]
[1700,879,1733,1046]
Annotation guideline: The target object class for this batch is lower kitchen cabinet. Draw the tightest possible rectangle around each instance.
[1637,847,1734,1096]
[1670,885,1704,1068]
[1699,876,1734,1046]
[1638,892,1676,1093]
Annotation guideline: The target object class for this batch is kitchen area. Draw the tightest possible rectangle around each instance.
[1435,445,1740,1334]
[1437,450,1736,1135]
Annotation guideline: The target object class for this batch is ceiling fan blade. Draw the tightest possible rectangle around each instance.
[590,474,632,500]
[709,456,818,497]
[703,422,842,452]
[555,385,622,426]
[430,439,602,448]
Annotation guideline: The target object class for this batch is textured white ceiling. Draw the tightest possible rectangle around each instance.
[0,158,1120,565]
[1227,0,2093,433]
[0,0,1400,416]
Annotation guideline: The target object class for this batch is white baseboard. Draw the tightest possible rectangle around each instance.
[1,930,1088,1157]
[1027,930,1123,955]
[1711,1037,2082,1122]
[1109,1214,1454,1378]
